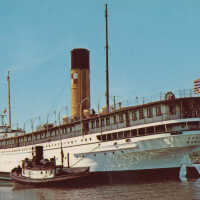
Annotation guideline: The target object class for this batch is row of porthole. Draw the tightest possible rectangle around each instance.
[187,140,200,144]
[0,137,95,153]
[81,150,125,158]
[188,136,200,140]
[45,137,93,148]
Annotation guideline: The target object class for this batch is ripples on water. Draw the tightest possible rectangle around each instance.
[0,178,200,200]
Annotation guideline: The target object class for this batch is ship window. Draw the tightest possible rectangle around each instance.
[106,134,112,141]
[132,111,137,121]
[156,105,162,116]
[131,129,137,137]
[139,108,144,120]
[101,118,105,127]
[112,133,117,140]
[155,125,165,133]
[119,113,124,122]
[169,105,176,115]
[188,121,200,130]
[146,126,154,135]
[106,117,110,126]
[102,135,106,141]
[147,107,153,118]
[124,130,130,138]
[113,115,117,124]
[96,135,101,141]
[96,119,99,128]
[91,121,95,129]
[51,131,55,136]
[138,128,145,136]
[118,132,124,139]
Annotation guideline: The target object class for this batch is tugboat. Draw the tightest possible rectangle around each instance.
[10,146,89,186]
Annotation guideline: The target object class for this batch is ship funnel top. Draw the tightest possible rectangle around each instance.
[71,48,89,70]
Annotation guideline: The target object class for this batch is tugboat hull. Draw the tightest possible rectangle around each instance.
[10,167,89,187]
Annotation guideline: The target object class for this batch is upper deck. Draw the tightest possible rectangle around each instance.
[1,90,200,149]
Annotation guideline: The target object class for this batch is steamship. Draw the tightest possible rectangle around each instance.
[1,5,200,180]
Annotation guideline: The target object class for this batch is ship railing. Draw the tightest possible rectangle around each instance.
[111,88,198,108]
[17,88,199,134]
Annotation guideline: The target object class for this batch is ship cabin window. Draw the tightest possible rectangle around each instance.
[138,128,145,136]
[96,119,99,128]
[46,131,50,137]
[139,108,144,120]
[91,120,95,129]
[118,132,124,139]
[36,134,40,140]
[20,137,24,143]
[106,117,110,126]
[187,121,200,130]
[51,131,55,136]
[106,134,112,141]
[112,132,118,140]
[113,115,117,124]
[124,130,131,138]
[119,113,124,122]
[27,136,31,141]
[155,125,165,133]
[169,105,176,115]
[23,137,27,142]
[156,105,162,116]
[131,129,138,137]
[132,111,137,121]
[147,107,153,118]
[101,118,105,127]
[146,126,154,135]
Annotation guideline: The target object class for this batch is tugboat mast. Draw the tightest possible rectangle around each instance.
[7,71,11,128]
[105,3,110,112]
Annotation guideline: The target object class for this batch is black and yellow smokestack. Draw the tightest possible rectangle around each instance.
[71,48,90,118]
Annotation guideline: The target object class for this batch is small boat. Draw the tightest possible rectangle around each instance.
[10,146,89,186]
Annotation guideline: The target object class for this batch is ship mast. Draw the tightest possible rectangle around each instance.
[7,71,11,128]
[105,3,110,112]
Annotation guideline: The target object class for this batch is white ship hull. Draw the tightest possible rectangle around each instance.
[1,129,200,175]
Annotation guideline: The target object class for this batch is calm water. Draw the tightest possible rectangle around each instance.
[0,178,200,200]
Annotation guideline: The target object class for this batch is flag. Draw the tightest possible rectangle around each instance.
[193,78,200,94]
[3,108,7,114]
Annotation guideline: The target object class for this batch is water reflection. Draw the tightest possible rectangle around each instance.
[0,178,199,200]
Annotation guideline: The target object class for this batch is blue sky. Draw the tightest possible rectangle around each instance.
[0,0,200,130]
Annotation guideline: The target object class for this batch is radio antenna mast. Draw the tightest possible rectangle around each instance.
[105,3,110,112]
